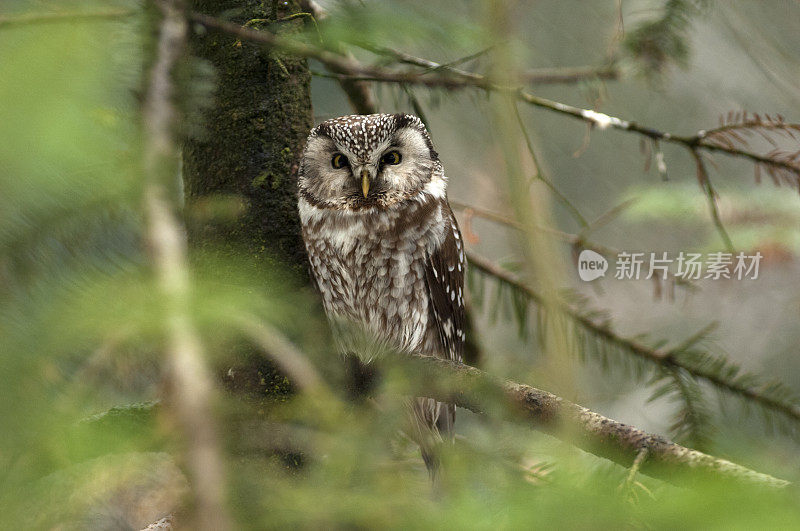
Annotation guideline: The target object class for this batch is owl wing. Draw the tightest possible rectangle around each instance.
[424,204,466,363]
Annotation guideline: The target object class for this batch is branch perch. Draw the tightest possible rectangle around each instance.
[84,350,789,492]
[398,353,789,489]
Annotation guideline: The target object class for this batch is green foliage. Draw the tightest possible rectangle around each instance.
[313,1,490,57]
[623,0,710,75]
[467,259,800,447]
[2,0,800,529]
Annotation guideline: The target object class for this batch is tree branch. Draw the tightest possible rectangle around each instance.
[142,2,230,529]
[395,353,788,489]
[82,350,790,492]
[519,64,619,85]
[295,0,377,114]
[189,14,800,188]
[360,43,618,87]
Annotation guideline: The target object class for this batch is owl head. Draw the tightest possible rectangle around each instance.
[298,113,444,211]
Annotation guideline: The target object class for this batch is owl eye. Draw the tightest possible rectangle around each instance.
[381,150,402,165]
[331,153,349,169]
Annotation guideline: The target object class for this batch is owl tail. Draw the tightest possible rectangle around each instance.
[410,397,455,490]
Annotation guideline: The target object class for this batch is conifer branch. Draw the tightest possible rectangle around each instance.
[622,0,708,74]
[190,13,800,191]
[398,353,789,489]
[466,251,800,426]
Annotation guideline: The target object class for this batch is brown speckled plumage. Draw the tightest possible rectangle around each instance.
[298,113,465,473]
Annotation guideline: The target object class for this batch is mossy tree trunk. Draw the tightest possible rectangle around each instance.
[183,0,313,399]
[183,0,312,276]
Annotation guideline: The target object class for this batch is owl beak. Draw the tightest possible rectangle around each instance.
[360,168,371,198]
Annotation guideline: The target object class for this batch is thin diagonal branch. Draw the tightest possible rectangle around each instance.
[236,316,324,393]
[142,2,230,529]
[513,102,589,228]
[691,150,735,252]
[366,43,618,85]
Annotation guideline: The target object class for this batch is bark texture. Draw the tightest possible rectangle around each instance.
[183,0,312,277]
[183,1,313,400]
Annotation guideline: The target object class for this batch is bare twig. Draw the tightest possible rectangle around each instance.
[621,447,649,493]
[450,200,606,252]
[513,103,589,227]
[578,198,637,240]
[466,251,800,425]
[519,64,619,85]
[142,3,230,529]
[397,353,789,489]
[691,150,735,252]
[363,44,617,87]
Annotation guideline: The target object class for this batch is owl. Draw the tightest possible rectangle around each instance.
[297,113,466,475]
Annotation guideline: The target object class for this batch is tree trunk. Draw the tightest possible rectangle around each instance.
[183,0,312,277]
[183,0,313,399]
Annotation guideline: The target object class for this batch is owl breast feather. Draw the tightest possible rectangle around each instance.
[302,197,446,359]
